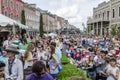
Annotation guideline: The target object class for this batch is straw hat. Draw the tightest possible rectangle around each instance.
[5,45,19,54]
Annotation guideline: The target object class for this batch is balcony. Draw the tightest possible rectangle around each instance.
[87,17,110,24]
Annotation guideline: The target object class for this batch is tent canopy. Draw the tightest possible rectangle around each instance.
[0,14,28,29]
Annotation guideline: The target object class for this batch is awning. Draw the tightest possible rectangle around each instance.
[0,14,28,29]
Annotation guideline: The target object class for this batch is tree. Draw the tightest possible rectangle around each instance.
[118,27,120,38]
[86,25,91,34]
[83,25,91,34]
[110,24,118,36]
[75,28,81,33]
[21,10,26,25]
[39,14,44,37]
[21,10,26,37]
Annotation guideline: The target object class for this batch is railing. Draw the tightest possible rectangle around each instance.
[87,18,110,24]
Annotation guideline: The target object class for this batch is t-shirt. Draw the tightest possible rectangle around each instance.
[55,47,62,61]
[87,64,96,72]
[26,73,54,80]
[0,56,8,62]
[99,39,105,46]
[12,39,21,45]
[107,66,119,80]
[3,40,9,49]
[37,51,47,65]
[19,43,28,50]
[88,38,94,45]
[82,38,86,45]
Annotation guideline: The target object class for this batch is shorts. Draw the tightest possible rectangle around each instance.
[88,71,96,78]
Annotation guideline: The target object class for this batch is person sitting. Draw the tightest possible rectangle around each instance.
[26,61,54,80]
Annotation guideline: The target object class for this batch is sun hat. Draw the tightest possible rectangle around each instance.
[5,45,19,54]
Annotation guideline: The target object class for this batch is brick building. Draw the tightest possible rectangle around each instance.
[0,0,24,22]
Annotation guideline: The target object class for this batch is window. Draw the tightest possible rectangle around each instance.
[21,6,23,11]
[10,1,13,9]
[103,13,104,19]
[9,14,11,17]
[16,15,18,20]
[10,13,13,19]
[3,0,7,6]
[95,15,97,18]
[113,9,115,18]
[107,11,109,19]
[16,4,18,10]
[99,14,101,18]
[4,11,7,16]
[119,7,120,17]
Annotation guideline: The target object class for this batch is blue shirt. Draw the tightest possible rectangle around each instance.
[55,47,62,61]
[26,73,54,80]
[99,39,105,46]
[48,59,59,74]
[0,56,8,62]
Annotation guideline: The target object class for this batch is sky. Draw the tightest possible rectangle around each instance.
[23,0,109,30]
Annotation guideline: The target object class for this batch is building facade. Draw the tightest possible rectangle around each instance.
[24,4,40,31]
[0,0,24,22]
[87,0,120,36]
[43,12,69,32]
[57,16,69,29]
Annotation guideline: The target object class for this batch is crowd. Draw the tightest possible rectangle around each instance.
[63,35,120,80]
[0,33,120,80]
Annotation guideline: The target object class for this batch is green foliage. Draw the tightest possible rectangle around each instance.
[86,25,91,33]
[39,14,44,37]
[21,10,26,35]
[118,27,120,38]
[21,29,26,35]
[75,28,81,33]
[61,54,70,64]
[21,10,26,25]
[110,24,118,36]
[57,54,90,80]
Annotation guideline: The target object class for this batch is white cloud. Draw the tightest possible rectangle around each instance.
[23,0,109,30]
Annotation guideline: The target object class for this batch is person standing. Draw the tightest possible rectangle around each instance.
[86,57,96,80]
[48,45,59,79]
[24,43,37,76]
[4,45,23,80]
[107,58,119,80]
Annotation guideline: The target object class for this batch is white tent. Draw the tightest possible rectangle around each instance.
[0,14,28,29]
[48,33,57,38]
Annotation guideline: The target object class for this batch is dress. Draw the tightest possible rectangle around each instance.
[24,52,33,69]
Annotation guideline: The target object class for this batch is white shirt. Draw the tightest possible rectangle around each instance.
[37,51,47,65]
[107,66,119,80]
[5,58,23,80]
[94,55,99,63]
[3,40,9,49]
[24,52,33,69]
[37,51,47,60]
